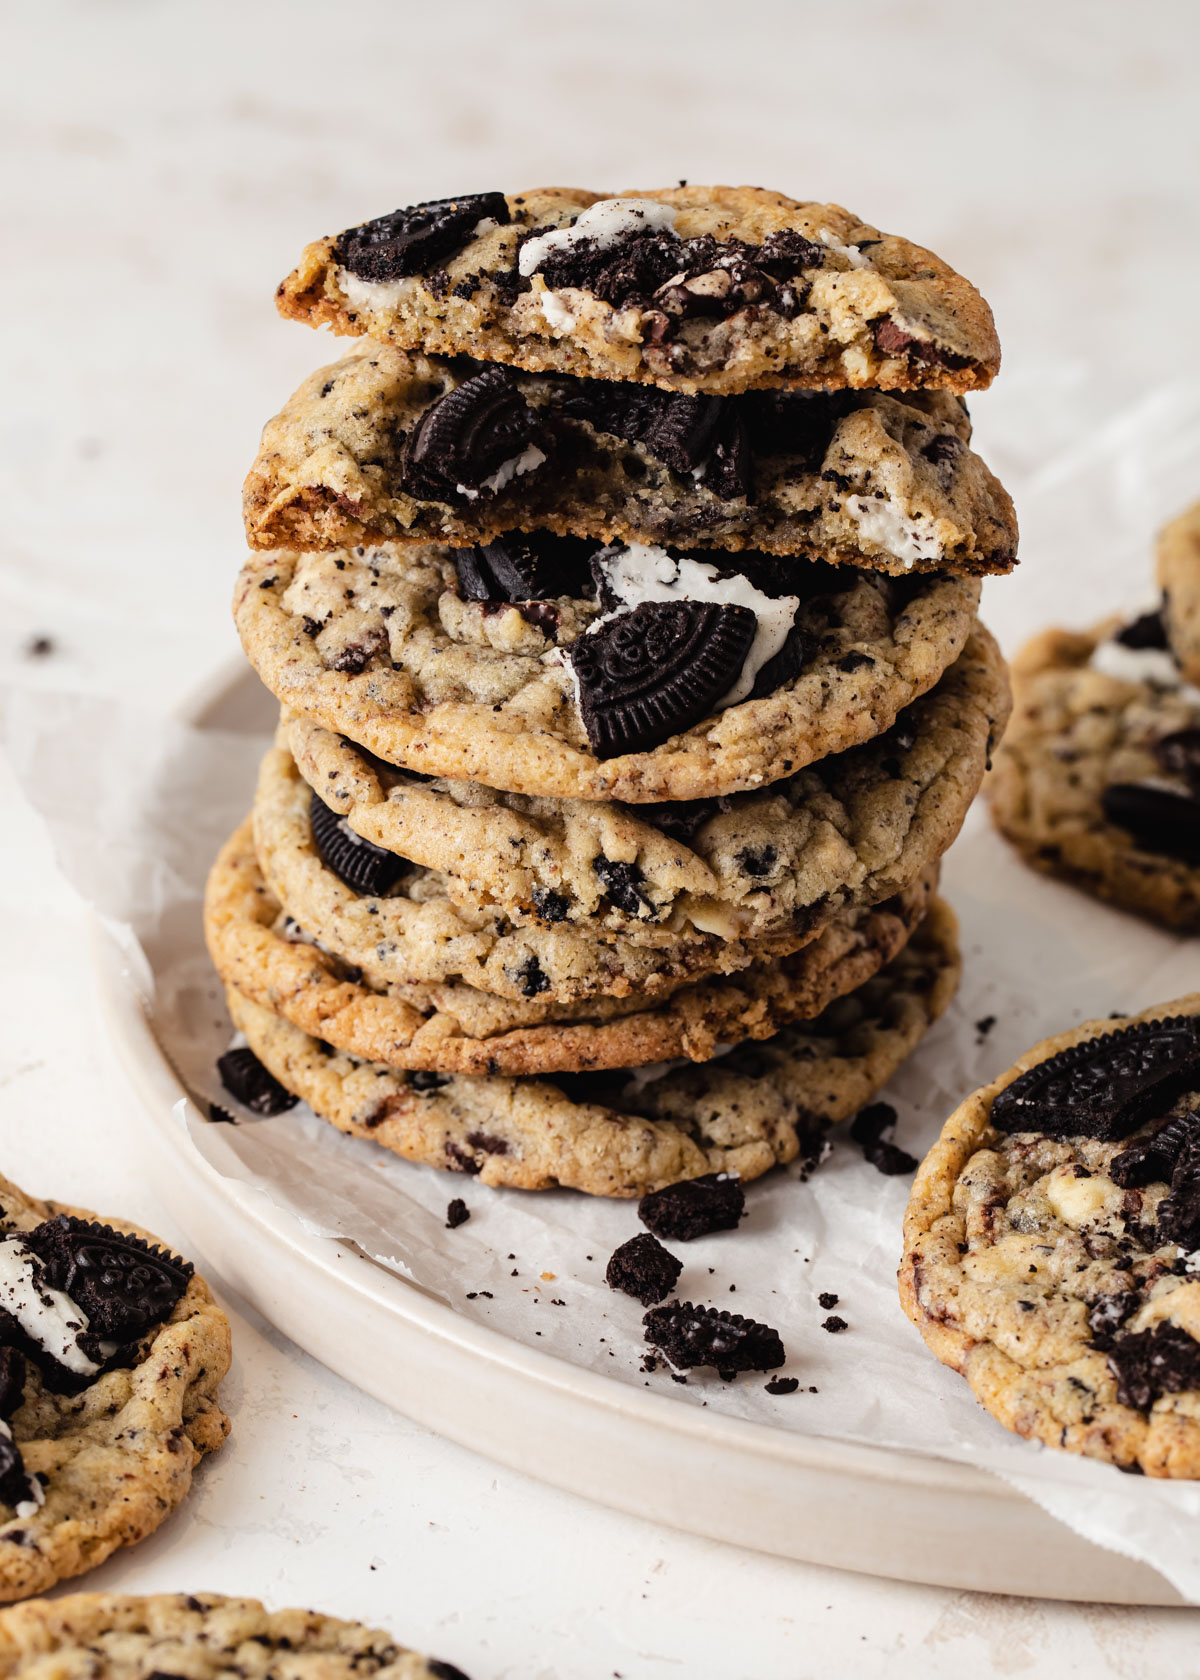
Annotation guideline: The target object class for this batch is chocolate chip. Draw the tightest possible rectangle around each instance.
[1115,608,1169,650]
[989,1015,1200,1142]
[445,1198,470,1229]
[310,791,411,897]
[639,1173,745,1241]
[592,855,652,916]
[336,192,510,282]
[23,1215,194,1343]
[570,600,756,758]
[1101,782,1200,864]
[605,1232,683,1306]
[1108,1320,1200,1410]
[452,532,596,602]
[643,1301,785,1376]
[1111,1110,1200,1187]
[821,1315,849,1333]
[217,1046,299,1116]
[400,367,544,502]
[764,1375,800,1395]
[531,885,569,923]
[1155,729,1200,795]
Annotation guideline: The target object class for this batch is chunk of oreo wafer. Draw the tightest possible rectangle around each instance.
[643,1302,785,1377]
[217,1046,298,1116]
[453,532,595,602]
[336,192,510,281]
[400,366,544,502]
[310,791,410,896]
[638,1173,745,1240]
[1101,783,1200,864]
[605,1232,682,1306]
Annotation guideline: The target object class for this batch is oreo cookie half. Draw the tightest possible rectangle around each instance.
[990,1015,1200,1141]
[310,791,411,897]
[400,367,545,502]
[569,600,756,759]
[642,1302,785,1377]
[1100,782,1200,863]
[22,1215,194,1343]
[336,192,510,282]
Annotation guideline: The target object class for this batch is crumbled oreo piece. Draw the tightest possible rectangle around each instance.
[1101,783,1200,864]
[0,1348,25,1420]
[400,367,544,502]
[643,1301,785,1376]
[1088,1288,1140,1350]
[0,1421,34,1512]
[1155,728,1200,795]
[631,796,725,846]
[990,1015,1200,1142]
[558,381,752,501]
[427,1662,474,1680]
[531,885,569,923]
[638,1173,745,1241]
[452,532,596,602]
[569,600,756,758]
[822,1315,849,1334]
[849,1102,918,1175]
[817,1292,839,1310]
[23,1215,194,1343]
[742,388,855,470]
[1108,1320,1200,1410]
[1111,1110,1200,1187]
[605,1232,682,1306]
[310,791,411,897]
[1115,607,1169,650]
[1155,1132,1200,1249]
[592,855,653,916]
[764,1375,799,1395]
[514,954,550,997]
[336,192,510,282]
[217,1046,299,1116]
[445,1198,470,1230]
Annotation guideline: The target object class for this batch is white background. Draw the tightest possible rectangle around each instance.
[3,1,1200,1672]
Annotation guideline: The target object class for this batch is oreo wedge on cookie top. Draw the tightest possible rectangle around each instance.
[243,343,1017,578]
[276,184,1000,396]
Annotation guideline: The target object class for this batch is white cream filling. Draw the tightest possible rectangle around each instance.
[818,230,872,270]
[1090,637,1200,706]
[337,269,411,313]
[589,544,801,709]
[519,198,678,277]
[0,1239,100,1378]
[455,443,547,501]
[0,1419,42,1518]
[843,495,942,568]
[537,289,579,331]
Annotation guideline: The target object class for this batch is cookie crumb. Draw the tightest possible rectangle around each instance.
[25,634,55,658]
[605,1232,682,1306]
[445,1197,470,1229]
[765,1376,799,1395]
[639,1173,744,1240]
[818,1292,839,1310]
[822,1315,848,1334]
[850,1101,918,1176]
[975,1014,997,1039]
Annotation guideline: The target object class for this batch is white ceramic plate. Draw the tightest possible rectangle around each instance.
[92,662,1182,1606]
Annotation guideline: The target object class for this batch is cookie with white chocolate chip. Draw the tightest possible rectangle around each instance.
[901,999,1200,1476]
[275,185,1000,397]
[0,1176,230,1602]
[242,343,1016,578]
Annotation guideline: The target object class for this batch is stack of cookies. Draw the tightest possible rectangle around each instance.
[206,186,1016,1197]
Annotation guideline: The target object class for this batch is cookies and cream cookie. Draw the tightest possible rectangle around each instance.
[1157,499,1200,686]
[275,186,1000,397]
[902,999,1200,1476]
[243,345,1016,577]
[0,1593,466,1680]
[989,614,1200,930]
[0,1177,230,1602]
[233,541,982,801]
[225,897,960,1196]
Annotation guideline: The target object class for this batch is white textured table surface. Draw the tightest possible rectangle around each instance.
[4,2,1200,1673]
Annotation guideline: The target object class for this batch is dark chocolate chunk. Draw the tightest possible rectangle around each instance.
[764,1375,800,1395]
[217,1046,299,1116]
[638,1173,745,1241]
[445,1198,470,1229]
[643,1301,785,1376]
[1108,1320,1200,1410]
[310,791,411,897]
[605,1232,683,1306]
[1115,608,1168,650]
[989,1015,1200,1142]
[22,1215,193,1343]
[592,855,653,916]
[1111,1110,1200,1187]
[569,600,756,758]
[452,532,596,603]
[336,192,510,282]
[872,317,969,370]
[400,367,544,502]
[531,885,569,923]
[1101,782,1200,864]
[0,1348,26,1420]
[1155,728,1200,795]
[1088,1289,1140,1349]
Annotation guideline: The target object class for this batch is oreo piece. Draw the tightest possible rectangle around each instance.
[310,791,411,897]
[989,1015,1200,1142]
[0,1419,34,1512]
[742,388,855,471]
[445,1198,470,1230]
[217,1046,299,1116]
[23,1215,193,1343]
[0,1347,25,1420]
[643,1302,785,1377]
[1155,728,1200,795]
[850,1101,918,1175]
[1087,1289,1140,1350]
[605,1232,683,1306]
[569,600,756,759]
[1108,1320,1200,1410]
[335,192,510,282]
[1101,783,1200,864]
[638,1173,745,1241]
[558,382,752,501]
[764,1376,800,1395]
[452,532,595,602]
[1155,1131,1200,1249]
[632,796,726,846]
[400,367,544,502]
[1111,1110,1200,1187]
[1115,607,1169,650]
[592,855,653,917]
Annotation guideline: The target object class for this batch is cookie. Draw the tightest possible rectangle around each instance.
[275,186,1000,397]
[283,626,1007,945]
[0,1592,466,1679]
[224,897,960,1196]
[233,543,981,801]
[0,1176,230,1602]
[989,616,1200,930]
[900,996,1200,1476]
[1157,499,1200,686]
[204,817,936,1075]
[242,346,1016,578]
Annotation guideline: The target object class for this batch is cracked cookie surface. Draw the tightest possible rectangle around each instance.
[276,185,1000,397]
[225,897,960,1196]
